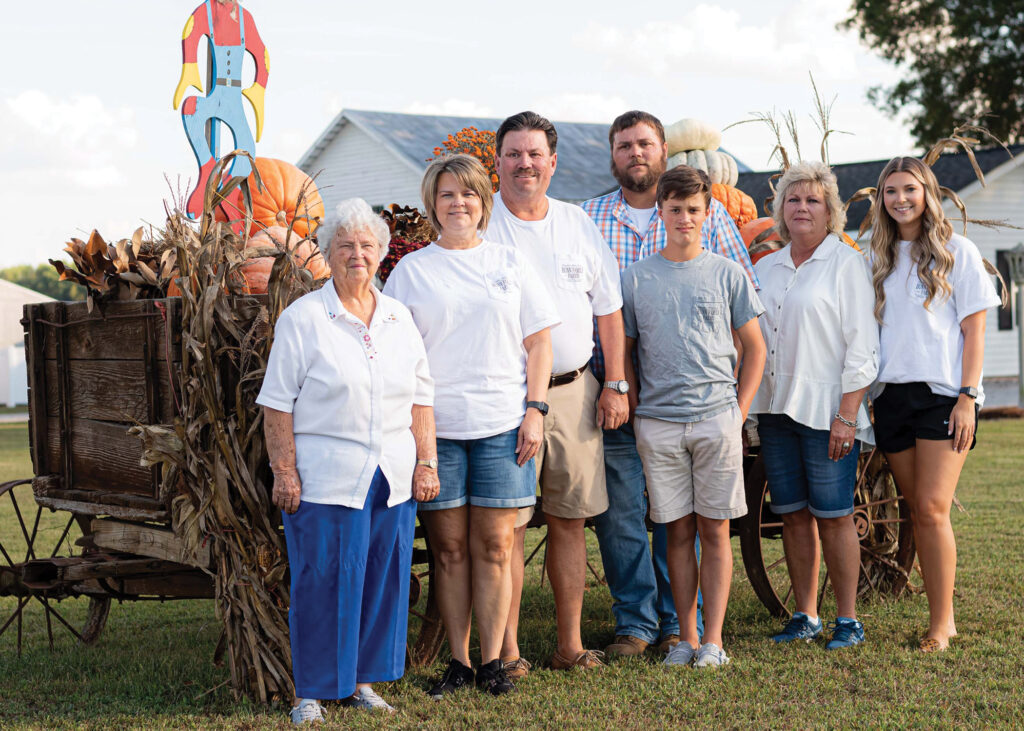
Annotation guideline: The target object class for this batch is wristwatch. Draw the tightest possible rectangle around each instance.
[604,380,629,394]
[526,400,549,415]
[959,386,979,399]
[416,458,438,469]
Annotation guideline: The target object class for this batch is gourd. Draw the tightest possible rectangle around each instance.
[664,118,721,156]
[667,150,739,186]
[740,217,784,265]
[711,184,757,229]
[237,225,330,294]
[216,158,325,238]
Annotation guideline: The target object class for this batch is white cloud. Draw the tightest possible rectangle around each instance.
[529,93,630,124]
[402,99,496,118]
[1,90,139,188]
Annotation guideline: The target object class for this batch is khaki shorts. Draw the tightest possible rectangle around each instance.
[634,405,747,523]
[515,368,608,526]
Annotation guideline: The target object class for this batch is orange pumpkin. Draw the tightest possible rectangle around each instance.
[216,158,326,238]
[711,183,757,230]
[238,226,331,294]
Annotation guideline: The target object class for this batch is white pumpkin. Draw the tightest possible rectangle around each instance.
[667,149,740,186]
[664,118,722,155]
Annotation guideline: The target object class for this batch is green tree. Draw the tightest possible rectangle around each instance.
[0,264,85,301]
[843,1,1024,147]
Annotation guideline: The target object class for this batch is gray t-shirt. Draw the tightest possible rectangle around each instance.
[622,250,764,422]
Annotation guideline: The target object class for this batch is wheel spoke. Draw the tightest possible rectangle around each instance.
[816,567,830,614]
[765,555,787,573]
[0,535,16,568]
[27,507,42,562]
[8,490,35,562]
[34,596,85,644]
[50,515,77,559]
[0,595,31,638]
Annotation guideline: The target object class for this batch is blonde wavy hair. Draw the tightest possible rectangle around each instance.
[771,161,847,242]
[869,157,954,323]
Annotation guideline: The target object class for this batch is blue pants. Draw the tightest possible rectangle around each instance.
[282,469,416,699]
[592,424,703,643]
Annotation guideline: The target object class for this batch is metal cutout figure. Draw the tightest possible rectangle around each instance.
[173,0,268,217]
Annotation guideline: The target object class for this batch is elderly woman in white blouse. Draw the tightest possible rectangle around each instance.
[749,161,878,652]
[257,198,439,724]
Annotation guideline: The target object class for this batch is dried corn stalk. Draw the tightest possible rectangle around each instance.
[135,152,316,703]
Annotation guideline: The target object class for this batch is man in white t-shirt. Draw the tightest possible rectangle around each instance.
[488,111,628,673]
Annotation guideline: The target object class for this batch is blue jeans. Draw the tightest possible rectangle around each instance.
[758,414,859,518]
[593,424,703,643]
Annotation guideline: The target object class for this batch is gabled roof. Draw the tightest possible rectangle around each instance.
[298,109,751,202]
[736,144,1024,232]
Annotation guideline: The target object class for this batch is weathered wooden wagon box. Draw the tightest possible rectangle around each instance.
[24,298,183,523]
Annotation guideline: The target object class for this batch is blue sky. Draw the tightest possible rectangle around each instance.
[1,0,916,268]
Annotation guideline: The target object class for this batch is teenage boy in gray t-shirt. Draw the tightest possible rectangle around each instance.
[622,166,766,669]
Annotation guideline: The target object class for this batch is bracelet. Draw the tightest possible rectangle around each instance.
[834,412,857,428]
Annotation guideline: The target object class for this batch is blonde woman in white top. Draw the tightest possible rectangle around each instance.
[869,156,1002,652]
[750,161,879,651]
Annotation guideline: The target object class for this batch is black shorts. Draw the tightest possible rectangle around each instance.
[873,382,978,454]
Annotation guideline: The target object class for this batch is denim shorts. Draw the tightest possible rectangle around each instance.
[418,427,537,512]
[757,413,859,519]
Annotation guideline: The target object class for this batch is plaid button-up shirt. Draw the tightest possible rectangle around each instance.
[582,187,760,382]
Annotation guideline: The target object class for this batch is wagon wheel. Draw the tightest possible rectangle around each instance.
[406,526,444,667]
[0,479,111,655]
[739,449,915,618]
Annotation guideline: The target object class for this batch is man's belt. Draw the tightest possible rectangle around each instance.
[549,366,586,388]
[216,78,242,87]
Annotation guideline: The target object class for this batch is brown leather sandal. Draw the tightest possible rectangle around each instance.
[549,649,606,670]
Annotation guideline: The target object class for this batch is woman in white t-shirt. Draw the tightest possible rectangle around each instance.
[384,155,558,697]
[869,156,1003,652]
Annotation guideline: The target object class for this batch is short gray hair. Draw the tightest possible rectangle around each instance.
[318,198,391,260]
[771,160,847,242]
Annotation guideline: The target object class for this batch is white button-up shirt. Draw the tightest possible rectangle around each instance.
[750,234,878,444]
[256,282,434,508]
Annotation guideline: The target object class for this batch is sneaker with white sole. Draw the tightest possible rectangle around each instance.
[289,698,325,725]
[772,612,823,644]
[663,640,697,667]
[694,642,730,668]
[342,686,396,712]
[825,618,865,650]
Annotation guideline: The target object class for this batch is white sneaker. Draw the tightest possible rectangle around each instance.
[343,686,396,713]
[663,640,697,666]
[289,698,325,725]
[694,642,730,668]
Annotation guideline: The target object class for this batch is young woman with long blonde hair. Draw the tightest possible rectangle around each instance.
[869,156,1003,652]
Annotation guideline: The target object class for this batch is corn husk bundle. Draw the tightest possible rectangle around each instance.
[131,153,318,703]
[49,228,175,312]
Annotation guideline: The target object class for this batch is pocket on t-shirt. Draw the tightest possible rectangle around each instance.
[693,297,725,333]
[555,253,587,292]
[485,269,520,302]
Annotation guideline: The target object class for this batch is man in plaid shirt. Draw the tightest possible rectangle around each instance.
[581,110,758,659]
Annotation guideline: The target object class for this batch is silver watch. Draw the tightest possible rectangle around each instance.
[603,380,629,394]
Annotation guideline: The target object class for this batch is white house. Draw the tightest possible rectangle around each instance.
[0,279,55,406]
[297,109,750,214]
[738,145,1024,407]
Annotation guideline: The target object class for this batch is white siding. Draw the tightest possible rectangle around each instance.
[302,123,424,216]
[946,162,1024,380]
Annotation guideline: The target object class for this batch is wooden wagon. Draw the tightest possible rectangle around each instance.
[1,295,915,662]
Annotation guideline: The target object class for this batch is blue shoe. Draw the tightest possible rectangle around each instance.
[825,618,865,650]
[772,612,823,643]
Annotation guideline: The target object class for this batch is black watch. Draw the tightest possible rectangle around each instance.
[526,400,549,415]
[958,386,979,400]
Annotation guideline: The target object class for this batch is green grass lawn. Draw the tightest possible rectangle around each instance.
[1,420,1022,729]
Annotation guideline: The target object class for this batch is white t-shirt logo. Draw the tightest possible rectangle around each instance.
[491,274,513,293]
[560,261,584,283]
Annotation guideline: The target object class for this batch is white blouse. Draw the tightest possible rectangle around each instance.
[750,234,879,443]
[256,282,434,508]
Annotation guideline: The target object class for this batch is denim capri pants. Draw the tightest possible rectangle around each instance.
[757,413,859,518]
[418,426,537,511]
[281,468,416,699]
